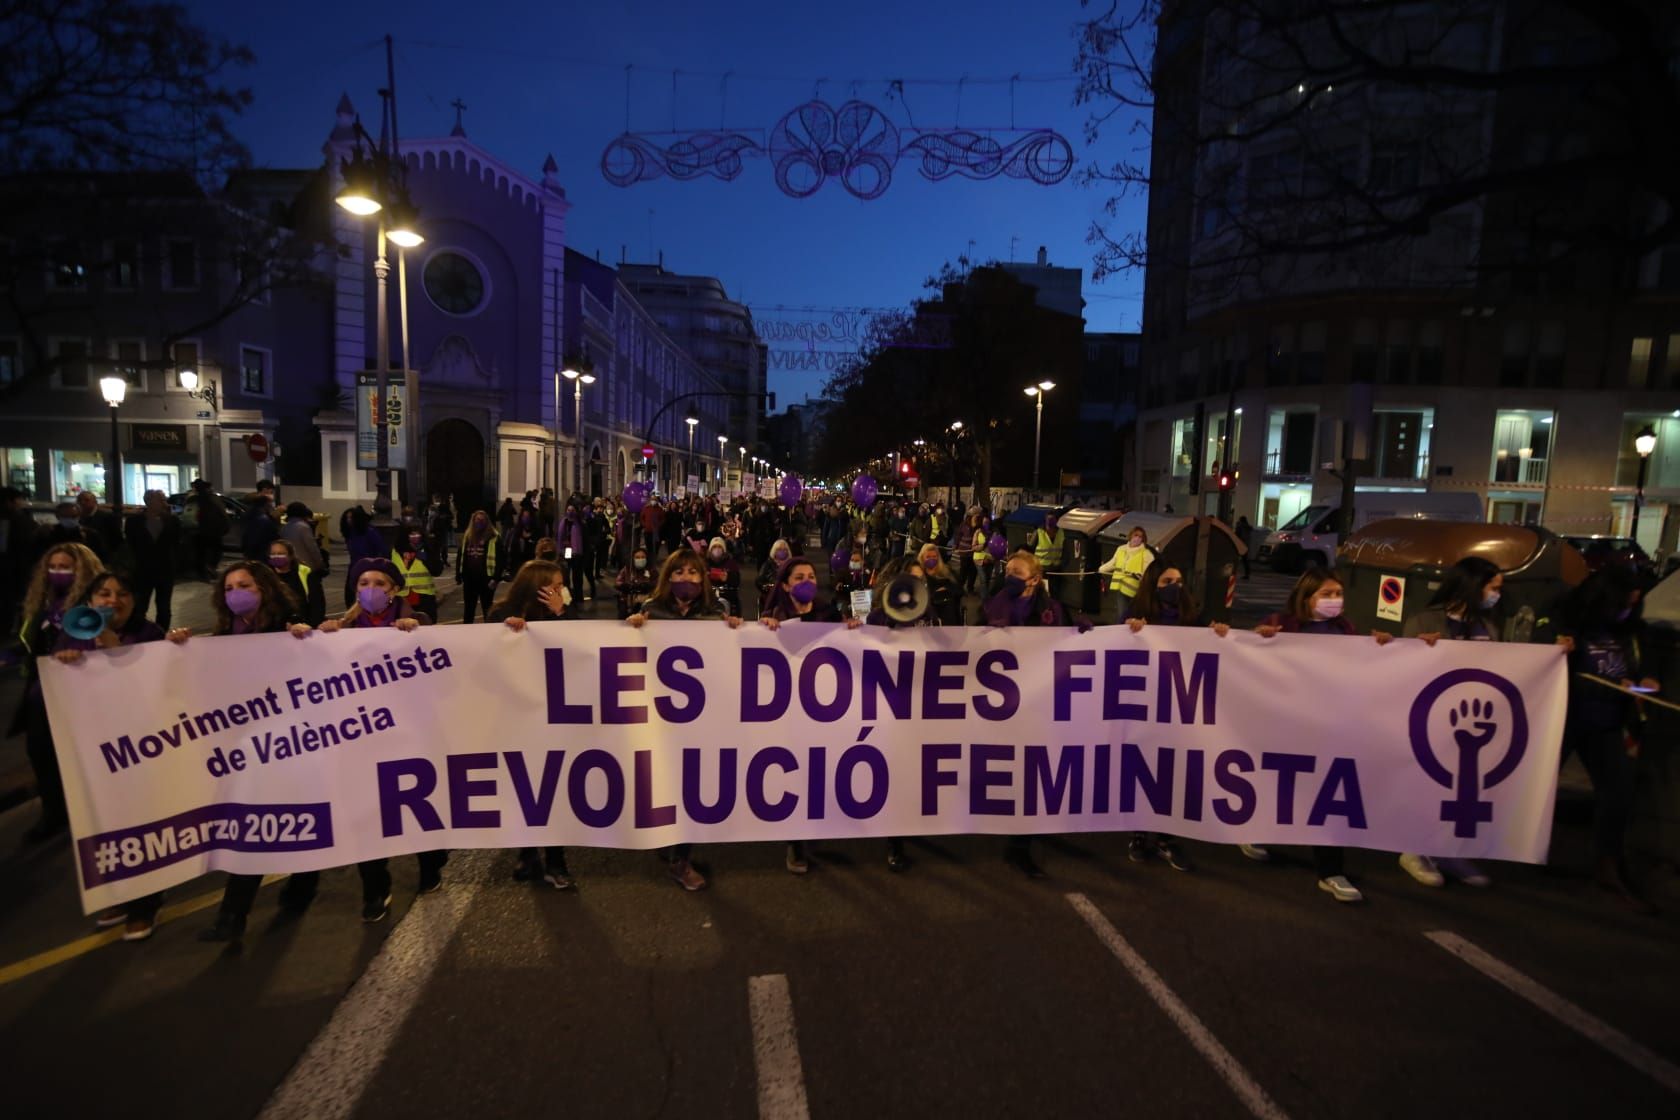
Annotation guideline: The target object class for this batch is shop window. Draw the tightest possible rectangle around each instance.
[3,448,37,495]
[53,450,108,502]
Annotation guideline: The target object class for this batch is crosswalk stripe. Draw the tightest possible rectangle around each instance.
[748,973,812,1120]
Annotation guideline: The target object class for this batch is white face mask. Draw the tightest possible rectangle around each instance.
[1126,538,1143,550]
[1481,590,1501,610]
[1312,598,1345,620]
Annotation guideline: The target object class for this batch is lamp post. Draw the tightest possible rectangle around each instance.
[947,419,964,509]
[1634,424,1658,541]
[178,369,218,484]
[717,434,727,495]
[561,359,596,496]
[1023,379,1056,493]
[99,376,126,510]
[685,414,698,494]
[335,36,423,529]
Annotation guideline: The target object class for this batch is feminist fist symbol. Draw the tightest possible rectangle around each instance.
[1441,697,1501,836]
[1449,698,1499,754]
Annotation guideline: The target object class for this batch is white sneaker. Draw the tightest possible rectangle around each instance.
[1438,857,1491,888]
[1238,844,1270,862]
[1399,853,1445,887]
[1318,875,1364,903]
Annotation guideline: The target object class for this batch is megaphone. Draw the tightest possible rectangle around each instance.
[881,574,931,624]
[63,605,112,641]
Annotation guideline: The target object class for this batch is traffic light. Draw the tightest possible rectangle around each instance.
[899,458,913,478]
[1217,469,1234,492]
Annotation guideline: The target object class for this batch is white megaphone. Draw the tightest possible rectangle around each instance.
[63,605,111,641]
[881,574,931,624]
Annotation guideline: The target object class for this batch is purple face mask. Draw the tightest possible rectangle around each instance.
[789,580,818,605]
[225,587,262,617]
[47,570,75,591]
[671,580,701,603]
[267,555,290,571]
[358,586,391,614]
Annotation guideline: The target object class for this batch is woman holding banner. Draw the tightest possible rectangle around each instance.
[628,548,743,891]
[318,557,448,922]
[12,541,101,844]
[1123,559,1231,874]
[52,570,169,939]
[914,543,964,627]
[489,559,578,891]
[761,556,862,874]
[183,562,315,943]
[1252,568,1393,904]
[1400,557,1503,890]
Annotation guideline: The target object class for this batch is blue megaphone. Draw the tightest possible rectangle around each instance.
[63,605,112,641]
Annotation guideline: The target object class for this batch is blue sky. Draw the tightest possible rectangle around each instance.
[188,0,1148,407]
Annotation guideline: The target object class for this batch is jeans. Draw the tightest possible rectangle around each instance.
[461,575,494,624]
[358,850,448,901]
[221,871,319,917]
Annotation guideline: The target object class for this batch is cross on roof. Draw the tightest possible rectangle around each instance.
[450,98,467,137]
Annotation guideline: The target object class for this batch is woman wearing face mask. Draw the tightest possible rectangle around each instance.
[616,545,656,619]
[761,557,862,874]
[559,502,597,605]
[267,539,326,627]
[757,538,794,616]
[502,510,542,581]
[1398,557,1505,889]
[981,552,1091,877]
[341,506,386,611]
[391,524,437,623]
[1123,560,1231,872]
[456,510,500,624]
[488,560,577,890]
[53,570,168,938]
[704,536,742,616]
[915,543,964,626]
[184,562,315,942]
[317,558,446,921]
[1098,526,1154,621]
[954,511,983,594]
[11,542,102,843]
[628,548,743,890]
[1555,566,1659,913]
[1250,569,1393,903]
[835,548,873,613]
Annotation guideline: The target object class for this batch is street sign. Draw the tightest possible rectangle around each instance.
[641,443,655,460]
[902,472,921,488]
[195,410,212,420]
[246,433,270,463]
[355,371,412,471]
[1376,575,1405,622]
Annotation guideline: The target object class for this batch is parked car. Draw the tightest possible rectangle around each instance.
[168,490,251,551]
[1561,535,1655,578]
[1256,491,1485,572]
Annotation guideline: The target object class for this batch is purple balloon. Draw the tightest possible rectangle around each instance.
[622,482,646,514]
[988,532,1008,559]
[779,473,803,508]
[830,545,850,574]
[851,473,879,509]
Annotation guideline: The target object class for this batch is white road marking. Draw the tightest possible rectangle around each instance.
[257,851,491,1120]
[1425,930,1680,1095]
[748,973,812,1120]
[1067,893,1291,1120]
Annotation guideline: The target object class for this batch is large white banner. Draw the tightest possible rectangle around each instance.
[43,623,1568,911]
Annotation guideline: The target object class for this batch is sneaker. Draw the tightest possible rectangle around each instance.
[418,868,444,894]
[668,858,708,891]
[1157,841,1192,873]
[197,912,246,943]
[542,866,576,891]
[1238,844,1271,862]
[1127,835,1149,863]
[362,894,392,923]
[94,907,127,929]
[122,915,156,942]
[1438,857,1490,888]
[1318,875,1364,903]
[785,842,809,875]
[1399,853,1445,887]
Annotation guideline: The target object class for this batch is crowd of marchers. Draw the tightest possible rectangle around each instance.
[2,483,1663,947]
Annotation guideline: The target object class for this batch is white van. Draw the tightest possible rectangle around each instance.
[1255,491,1484,571]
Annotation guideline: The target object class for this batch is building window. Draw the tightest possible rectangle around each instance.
[1264,325,1294,387]
[171,340,201,387]
[1382,320,1414,384]
[1614,414,1680,489]
[1265,408,1317,476]
[1415,321,1444,385]
[1628,337,1653,388]
[110,339,146,389]
[1371,408,1434,480]
[1350,318,1379,381]
[422,250,487,315]
[240,346,269,395]
[49,337,90,388]
[1297,321,1326,385]
[48,242,89,290]
[1532,323,1563,388]
[1499,322,1530,388]
[108,240,139,290]
[1665,334,1680,389]
[0,338,20,387]
[1490,410,1552,485]
[164,239,198,290]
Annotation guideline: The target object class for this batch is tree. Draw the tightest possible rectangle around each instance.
[0,0,254,181]
[1074,0,1680,295]
[812,265,1083,506]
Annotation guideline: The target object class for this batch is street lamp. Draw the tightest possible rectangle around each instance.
[717,434,728,493]
[1633,423,1658,538]
[99,376,126,509]
[561,357,597,496]
[1024,379,1056,492]
[685,414,698,492]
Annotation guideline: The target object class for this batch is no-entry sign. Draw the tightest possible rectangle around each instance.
[245,433,270,463]
[641,443,655,460]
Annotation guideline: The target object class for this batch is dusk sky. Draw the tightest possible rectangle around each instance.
[186,0,1149,408]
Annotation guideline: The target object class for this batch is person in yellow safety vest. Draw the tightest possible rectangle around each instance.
[1097,525,1153,621]
[1031,512,1065,602]
[392,524,438,622]
[266,539,327,626]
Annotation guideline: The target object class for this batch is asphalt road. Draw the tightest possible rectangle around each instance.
[3,555,1677,1119]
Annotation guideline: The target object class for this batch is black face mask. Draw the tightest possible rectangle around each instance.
[1157,583,1182,606]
